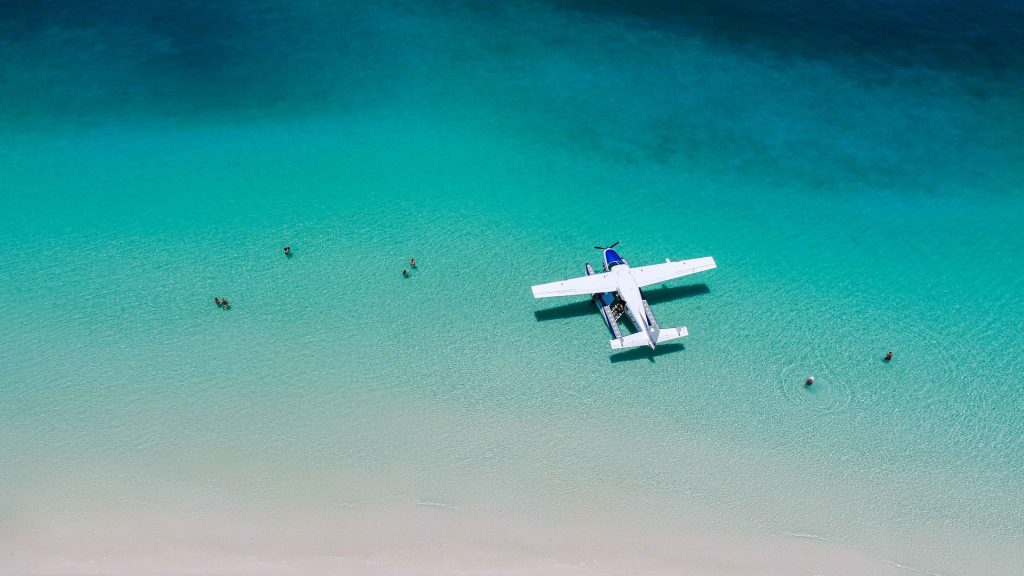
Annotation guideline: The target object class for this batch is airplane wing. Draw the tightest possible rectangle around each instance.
[531,272,618,298]
[629,256,716,289]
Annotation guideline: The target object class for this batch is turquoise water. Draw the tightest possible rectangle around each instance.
[2,1,1023,573]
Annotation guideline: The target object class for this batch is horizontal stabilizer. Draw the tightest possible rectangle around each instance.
[610,332,651,350]
[655,326,688,343]
[610,326,688,350]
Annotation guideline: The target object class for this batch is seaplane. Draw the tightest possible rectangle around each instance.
[531,242,716,350]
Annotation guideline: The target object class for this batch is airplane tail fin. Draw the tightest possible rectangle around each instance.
[609,327,688,350]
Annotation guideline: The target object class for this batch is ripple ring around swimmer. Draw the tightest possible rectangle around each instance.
[776,362,854,416]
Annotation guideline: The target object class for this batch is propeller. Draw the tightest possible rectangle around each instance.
[593,241,620,250]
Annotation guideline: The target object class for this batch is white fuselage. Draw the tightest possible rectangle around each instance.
[610,264,658,349]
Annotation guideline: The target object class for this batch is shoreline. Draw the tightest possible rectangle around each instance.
[0,506,931,576]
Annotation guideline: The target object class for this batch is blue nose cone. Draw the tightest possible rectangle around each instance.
[604,249,623,268]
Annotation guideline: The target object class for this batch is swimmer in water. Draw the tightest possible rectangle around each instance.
[885,351,893,362]
[221,298,230,309]
[284,245,291,256]
[214,297,221,306]
[410,257,416,268]
[805,376,815,386]
[402,269,410,278]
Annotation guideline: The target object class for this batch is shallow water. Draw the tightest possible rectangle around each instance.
[2,1,1023,573]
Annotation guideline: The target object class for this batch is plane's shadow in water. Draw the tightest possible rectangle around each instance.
[644,283,710,305]
[533,300,594,321]
[532,283,711,322]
